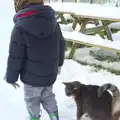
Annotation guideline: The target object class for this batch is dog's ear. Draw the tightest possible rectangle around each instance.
[62,82,70,86]
[73,81,81,90]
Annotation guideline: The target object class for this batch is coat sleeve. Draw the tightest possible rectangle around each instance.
[58,24,65,66]
[5,26,26,83]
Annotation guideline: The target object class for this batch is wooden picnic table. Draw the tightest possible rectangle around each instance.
[46,2,120,58]
[46,2,120,41]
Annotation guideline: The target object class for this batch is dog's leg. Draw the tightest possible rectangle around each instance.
[76,104,83,120]
[113,111,120,120]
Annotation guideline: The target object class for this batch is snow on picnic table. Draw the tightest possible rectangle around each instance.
[62,31,111,45]
[46,2,120,21]
[62,30,120,50]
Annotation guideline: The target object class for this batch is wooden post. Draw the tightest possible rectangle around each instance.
[69,18,89,59]
[74,0,77,2]
[105,28,113,41]
[102,21,113,41]
[59,13,67,24]
[72,20,77,30]
[90,0,93,4]
[68,42,78,59]
[79,19,89,32]
[71,15,82,30]
[65,41,70,50]
[117,51,120,56]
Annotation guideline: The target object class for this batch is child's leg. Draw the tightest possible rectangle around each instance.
[24,84,44,119]
[40,86,59,120]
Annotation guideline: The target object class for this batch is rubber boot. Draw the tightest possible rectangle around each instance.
[48,111,59,120]
[31,118,40,120]
[29,112,40,120]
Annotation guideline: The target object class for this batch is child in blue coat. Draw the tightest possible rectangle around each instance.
[5,0,65,120]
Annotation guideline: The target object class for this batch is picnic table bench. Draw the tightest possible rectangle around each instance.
[62,31,120,58]
[46,2,120,58]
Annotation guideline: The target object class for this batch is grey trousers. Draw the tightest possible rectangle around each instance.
[24,84,58,118]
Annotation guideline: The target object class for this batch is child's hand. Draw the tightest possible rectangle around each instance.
[10,83,20,89]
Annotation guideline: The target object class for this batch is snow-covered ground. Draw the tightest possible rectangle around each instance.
[1,59,120,120]
[1,1,120,120]
[65,47,120,72]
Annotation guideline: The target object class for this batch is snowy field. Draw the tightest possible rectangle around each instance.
[1,1,120,120]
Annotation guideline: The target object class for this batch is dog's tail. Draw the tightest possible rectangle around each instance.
[97,83,120,115]
[97,83,119,98]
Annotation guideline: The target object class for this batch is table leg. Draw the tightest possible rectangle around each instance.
[71,15,82,30]
[68,42,78,59]
[59,13,67,24]
[79,19,89,32]
[69,18,89,58]
[102,21,113,41]
[72,20,78,30]
[56,13,67,24]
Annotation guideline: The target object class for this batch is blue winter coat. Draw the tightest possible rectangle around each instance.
[5,5,65,87]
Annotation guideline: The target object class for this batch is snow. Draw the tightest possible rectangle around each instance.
[69,47,120,72]
[104,41,120,50]
[59,23,96,32]
[60,24,73,32]
[1,1,120,120]
[61,27,120,51]
[112,32,120,41]
[46,2,120,21]
[62,30,113,46]
[109,22,120,29]
[1,59,120,120]
[63,14,74,21]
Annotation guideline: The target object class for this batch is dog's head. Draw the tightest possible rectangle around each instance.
[62,81,81,97]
